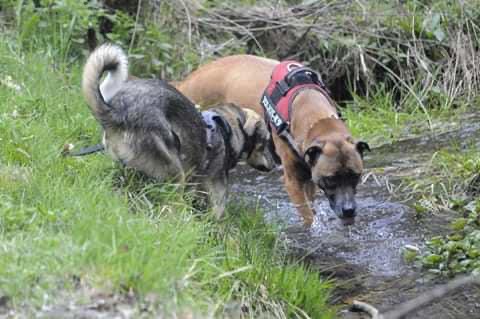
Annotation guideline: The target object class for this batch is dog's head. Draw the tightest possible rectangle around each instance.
[208,104,275,172]
[241,108,275,172]
[303,120,370,220]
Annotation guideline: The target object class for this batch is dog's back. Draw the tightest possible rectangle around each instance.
[82,45,208,181]
[108,79,207,177]
[176,55,277,113]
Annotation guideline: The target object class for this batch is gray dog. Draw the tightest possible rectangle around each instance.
[82,44,274,217]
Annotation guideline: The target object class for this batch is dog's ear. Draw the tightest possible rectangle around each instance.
[242,108,262,136]
[356,141,371,158]
[304,142,324,167]
[213,115,232,138]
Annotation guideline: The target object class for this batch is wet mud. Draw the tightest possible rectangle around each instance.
[230,112,480,318]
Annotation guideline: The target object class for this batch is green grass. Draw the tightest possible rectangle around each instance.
[343,87,478,147]
[0,39,334,317]
[343,89,419,146]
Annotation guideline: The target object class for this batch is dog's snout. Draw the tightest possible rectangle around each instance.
[341,206,356,218]
[247,151,275,172]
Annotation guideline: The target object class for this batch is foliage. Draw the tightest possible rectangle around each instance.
[408,150,480,276]
[0,37,333,317]
[420,200,480,276]
[14,0,102,64]
[2,0,200,79]
[192,0,480,112]
[5,0,480,112]
[343,86,425,145]
[408,149,480,208]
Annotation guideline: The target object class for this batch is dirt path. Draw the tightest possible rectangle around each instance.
[230,113,480,318]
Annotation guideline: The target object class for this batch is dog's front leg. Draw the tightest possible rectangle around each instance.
[283,164,315,227]
[206,174,228,219]
[272,134,315,227]
[304,181,317,216]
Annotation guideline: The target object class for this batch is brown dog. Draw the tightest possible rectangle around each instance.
[176,55,370,227]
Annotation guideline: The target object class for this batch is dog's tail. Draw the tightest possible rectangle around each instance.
[82,44,128,120]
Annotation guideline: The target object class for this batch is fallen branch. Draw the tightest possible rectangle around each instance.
[352,300,380,318]
[352,275,480,319]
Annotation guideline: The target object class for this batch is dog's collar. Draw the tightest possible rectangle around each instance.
[65,143,104,156]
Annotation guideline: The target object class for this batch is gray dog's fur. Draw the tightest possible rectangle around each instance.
[82,44,274,217]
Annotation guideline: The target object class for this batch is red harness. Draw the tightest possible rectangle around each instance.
[261,61,329,133]
[260,61,330,160]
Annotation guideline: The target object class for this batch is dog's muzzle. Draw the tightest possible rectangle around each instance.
[327,192,357,219]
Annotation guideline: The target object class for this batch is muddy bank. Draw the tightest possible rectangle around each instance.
[230,112,480,318]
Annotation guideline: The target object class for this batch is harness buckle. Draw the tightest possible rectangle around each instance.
[276,122,289,135]
[276,80,290,96]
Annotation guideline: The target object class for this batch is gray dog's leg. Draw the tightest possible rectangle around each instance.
[206,174,228,219]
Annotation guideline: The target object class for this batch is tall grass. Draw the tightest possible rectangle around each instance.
[0,37,334,317]
[188,0,480,113]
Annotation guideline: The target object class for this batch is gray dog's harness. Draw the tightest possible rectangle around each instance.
[202,110,237,170]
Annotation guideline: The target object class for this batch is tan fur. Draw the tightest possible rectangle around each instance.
[177,55,365,226]
[243,108,262,136]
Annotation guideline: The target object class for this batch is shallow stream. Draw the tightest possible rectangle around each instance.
[230,112,480,318]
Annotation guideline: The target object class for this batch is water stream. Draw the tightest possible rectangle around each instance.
[230,112,480,318]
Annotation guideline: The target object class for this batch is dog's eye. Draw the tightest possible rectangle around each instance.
[323,176,336,189]
[347,173,361,186]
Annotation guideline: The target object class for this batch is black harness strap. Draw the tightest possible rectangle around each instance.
[214,116,234,167]
[66,143,104,156]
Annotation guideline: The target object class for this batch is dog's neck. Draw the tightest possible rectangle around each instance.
[289,89,340,144]
[222,117,254,171]
[216,119,238,170]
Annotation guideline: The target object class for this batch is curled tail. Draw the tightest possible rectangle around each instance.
[82,44,128,121]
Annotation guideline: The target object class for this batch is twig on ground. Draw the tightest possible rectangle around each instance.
[352,275,480,319]
[352,300,380,318]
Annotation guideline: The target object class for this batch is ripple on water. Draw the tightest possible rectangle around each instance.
[230,166,421,278]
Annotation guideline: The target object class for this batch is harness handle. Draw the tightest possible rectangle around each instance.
[270,66,326,105]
